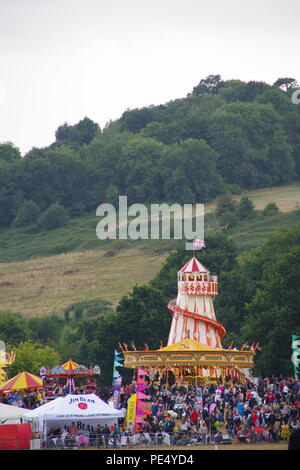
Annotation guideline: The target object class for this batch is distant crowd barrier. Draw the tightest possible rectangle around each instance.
[8,429,288,450]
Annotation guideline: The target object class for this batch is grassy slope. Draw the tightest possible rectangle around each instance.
[1,184,300,317]
[205,183,300,214]
[228,209,300,253]
[0,248,168,317]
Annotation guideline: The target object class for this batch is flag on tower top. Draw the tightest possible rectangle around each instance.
[193,238,206,249]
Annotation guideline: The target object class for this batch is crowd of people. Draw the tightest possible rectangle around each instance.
[1,375,300,448]
[114,375,300,446]
[1,389,43,409]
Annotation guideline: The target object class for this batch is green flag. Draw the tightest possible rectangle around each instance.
[291,335,300,379]
[112,349,124,384]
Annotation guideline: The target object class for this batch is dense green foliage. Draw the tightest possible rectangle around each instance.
[37,202,68,230]
[0,75,300,229]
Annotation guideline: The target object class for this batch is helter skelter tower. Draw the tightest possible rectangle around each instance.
[123,255,255,384]
[168,256,224,349]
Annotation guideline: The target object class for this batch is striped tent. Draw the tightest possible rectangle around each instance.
[60,360,79,371]
[0,371,43,392]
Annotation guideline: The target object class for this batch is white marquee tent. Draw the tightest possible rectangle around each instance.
[24,397,63,419]
[0,403,29,424]
[23,397,64,432]
[42,394,124,435]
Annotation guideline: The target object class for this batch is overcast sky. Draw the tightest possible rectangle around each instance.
[1,0,300,155]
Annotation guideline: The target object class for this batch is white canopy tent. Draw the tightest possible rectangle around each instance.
[24,397,64,419]
[0,403,29,424]
[42,394,124,436]
[23,397,64,432]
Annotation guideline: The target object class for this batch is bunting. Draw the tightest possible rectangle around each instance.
[112,349,124,383]
[112,350,124,410]
[125,393,136,427]
[113,376,122,409]
[134,368,151,431]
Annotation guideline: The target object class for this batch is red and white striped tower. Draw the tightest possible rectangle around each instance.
[167,256,226,348]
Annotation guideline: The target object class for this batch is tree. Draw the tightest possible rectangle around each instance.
[119,136,166,202]
[209,101,294,188]
[191,74,226,96]
[120,107,155,133]
[37,202,68,230]
[76,117,100,145]
[241,246,300,376]
[263,202,279,217]
[82,127,132,209]
[240,81,271,101]
[7,341,61,377]
[55,117,100,146]
[215,194,237,219]
[105,184,120,205]
[273,77,297,92]
[236,196,255,219]
[219,80,270,103]
[140,122,171,144]
[256,88,292,114]
[283,109,300,176]
[160,138,223,203]
[13,200,41,227]
[0,142,22,162]
[267,129,295,185]
[0,312,30,345]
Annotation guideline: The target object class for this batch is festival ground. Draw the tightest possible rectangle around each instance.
[79,441,288,451]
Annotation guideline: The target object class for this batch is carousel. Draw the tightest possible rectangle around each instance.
[121,255,256,386]
[40,359,101,400]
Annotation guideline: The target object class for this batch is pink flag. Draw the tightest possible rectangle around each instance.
[137,392,151,400]
[138,368,149,377]
[135,415,146,423]
[136,407,150,416]
[209,403,217,415]
[137,378,148,384]
[137,400,150,409]
[136,384,149,392]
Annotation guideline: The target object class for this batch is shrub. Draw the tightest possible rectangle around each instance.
[236,196,255,219]
[263,202,279,217]
[13,200,41,227]
[215,194,236,219]
[38,202,68,230]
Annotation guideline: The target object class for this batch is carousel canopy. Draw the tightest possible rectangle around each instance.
[41,359,99,378]
[159,338,220,352]
[0,371,43,392]
[60,359,79,371]
[179,257,209,274]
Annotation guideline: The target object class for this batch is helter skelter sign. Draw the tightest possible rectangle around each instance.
[291,335,300,379]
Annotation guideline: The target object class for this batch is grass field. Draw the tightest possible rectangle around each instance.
[229,209,300,253]
[0,248,167,317]
[205,183,300,213]
[109,442,288,451]
[1,183,300,317]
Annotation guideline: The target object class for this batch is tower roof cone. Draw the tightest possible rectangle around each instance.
[179,256,209,274]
